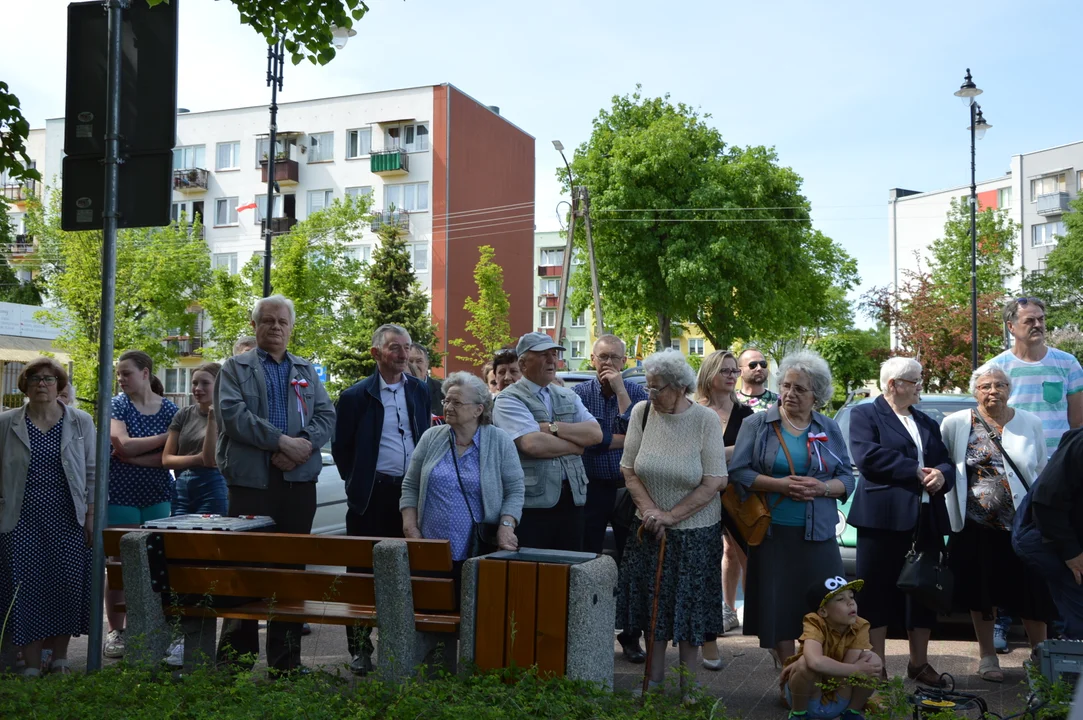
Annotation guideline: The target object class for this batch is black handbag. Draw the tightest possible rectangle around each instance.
[448,430,499,557]
[611,402,650,529]
[896,505,954,614]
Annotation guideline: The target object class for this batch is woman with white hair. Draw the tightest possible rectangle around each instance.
[941,363,1054,682]
[848,356,955,686]
[730,349,855,669]
[617,349,727,703]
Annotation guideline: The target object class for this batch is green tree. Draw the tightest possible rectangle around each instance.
[327,223,438,388]
[1022,193,1083,329]
[928,199,1017,306]
[561,88,854,351]
[0,255,43,305]
[25,192,210,404]
[449,245,514,368]
[816,326,889,402]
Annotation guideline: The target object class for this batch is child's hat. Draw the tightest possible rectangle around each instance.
[806,575,864,613]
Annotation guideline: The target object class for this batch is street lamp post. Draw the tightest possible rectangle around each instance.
[954,69,992,371]
[261,27,355,297]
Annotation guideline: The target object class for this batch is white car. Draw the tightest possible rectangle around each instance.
[313,444,349,535]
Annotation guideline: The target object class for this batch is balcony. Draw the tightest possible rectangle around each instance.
[260,217,298,235]
[1,178,37,203]
[370,211,410,233]
[172,167,209,193]
[537,294,558,309]
[370,148,409,176]
[164,335,203,357]
[1037,192,1071,216]
[6,234,34,256]
[537,265,562,277]
[260,158,299,185]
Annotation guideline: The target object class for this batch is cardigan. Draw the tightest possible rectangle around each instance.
[0,403,96,533]
[399,424,525,527]
[940,407,1047,533]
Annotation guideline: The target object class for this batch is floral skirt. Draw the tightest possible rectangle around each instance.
[615,520,724,645]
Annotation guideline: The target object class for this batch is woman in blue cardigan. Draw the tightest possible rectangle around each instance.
[848,357,955,687]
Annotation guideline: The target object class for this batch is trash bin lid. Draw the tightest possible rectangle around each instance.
[484,548,597,565]
[141,514,275,532]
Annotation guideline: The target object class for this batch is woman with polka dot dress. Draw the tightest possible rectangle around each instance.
[0,357,96,676]
[103,350,178,658]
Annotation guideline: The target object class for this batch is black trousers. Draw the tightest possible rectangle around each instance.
[345,474,404,658]
[583,479,642,645]
[215,471,316,672]
[515,481,585,552]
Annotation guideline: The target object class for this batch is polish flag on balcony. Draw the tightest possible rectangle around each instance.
[236,202,258,212]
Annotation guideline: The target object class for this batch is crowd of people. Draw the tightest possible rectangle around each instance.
[1,293,1081,718]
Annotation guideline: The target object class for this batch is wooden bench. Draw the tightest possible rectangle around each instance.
[104,528,459,679]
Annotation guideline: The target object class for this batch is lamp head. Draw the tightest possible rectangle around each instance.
[552,140,564,152]
[954,67,983,104]
[331,26,357,50]
[971,106,992,140]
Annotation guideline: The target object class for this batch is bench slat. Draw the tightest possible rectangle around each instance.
[102,528,453,572]
[165,600,460,633]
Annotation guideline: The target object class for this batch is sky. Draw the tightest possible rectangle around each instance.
[3,0,1082,328]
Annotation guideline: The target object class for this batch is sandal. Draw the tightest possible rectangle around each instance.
[977,655,1003,683]
[50,660,73,676]
[907,661,948,687]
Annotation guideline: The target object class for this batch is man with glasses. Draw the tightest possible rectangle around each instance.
[332,323,432,675]
[736,348,778,412]
[493,332,602,552]
[573,335,650,661]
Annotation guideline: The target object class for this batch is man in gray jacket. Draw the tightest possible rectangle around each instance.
[213,294,336,675]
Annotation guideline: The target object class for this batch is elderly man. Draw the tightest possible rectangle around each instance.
[493,333,602,552]
[1013,428,1083,640]
[233,335,257,355]
[213,295,335,676]
[333,323,431,674]
[736,348,777,412]
[573,334,649,662]
[408,341,444,415]
[492,348,522,393]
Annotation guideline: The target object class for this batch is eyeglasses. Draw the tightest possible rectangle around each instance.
[743,361,768,370]
[976,382,1009,392]
[647,384,671,397]
[594,354,626,363]
[28,375,58,386]
[442,399,479,409]
[895,377,923,386]
[718,368,741,376]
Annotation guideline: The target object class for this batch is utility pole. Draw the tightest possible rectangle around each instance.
[579,186,605,337]
[262,34,285,297]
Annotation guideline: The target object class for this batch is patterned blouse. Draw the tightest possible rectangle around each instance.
[964,412,1014,531]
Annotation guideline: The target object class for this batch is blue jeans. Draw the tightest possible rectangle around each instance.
[1014,526,1083,640]
[172,467,228,516]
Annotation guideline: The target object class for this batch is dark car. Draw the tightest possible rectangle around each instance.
[833,393,977,577]
[555,368,648,389]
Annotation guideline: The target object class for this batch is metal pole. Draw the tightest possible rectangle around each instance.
[87,0,127,672]
[553,193,577,356]
[580,187,605,336]
[262,36,283,298]
[970,100,979,370]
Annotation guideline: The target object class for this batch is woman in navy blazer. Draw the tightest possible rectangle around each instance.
[848,357,955,687]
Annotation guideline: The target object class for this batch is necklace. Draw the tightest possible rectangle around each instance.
[781,408,811,434]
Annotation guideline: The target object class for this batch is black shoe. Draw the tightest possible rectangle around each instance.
[620,639,646,664]
[349,653,373,676]
[301,623,312,636]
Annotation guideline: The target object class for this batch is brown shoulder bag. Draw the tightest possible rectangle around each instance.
[720,422,793,546]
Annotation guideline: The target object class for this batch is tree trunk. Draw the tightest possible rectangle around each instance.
[658,313,671,351]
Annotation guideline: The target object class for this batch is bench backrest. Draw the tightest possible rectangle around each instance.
[103,528,456,612]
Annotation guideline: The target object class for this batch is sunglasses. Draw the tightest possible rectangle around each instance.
[744,361,768,370]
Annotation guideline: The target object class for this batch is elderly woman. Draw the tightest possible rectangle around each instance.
[400,372,524,593]
[730,350,854,668]
[695,350,755,668]
[941,363,1054,682]
[848,357,955,686]
[0,358,95,676]
[617,349,727,702]
[481,361,499,396]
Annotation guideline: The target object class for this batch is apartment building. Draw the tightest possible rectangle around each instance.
[888,139,1083,292]
[7,84,535,386]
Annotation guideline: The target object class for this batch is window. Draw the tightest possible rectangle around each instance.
[385,123,430,152]
[571,312,586,328]
[214,197,238,226]
[171,200,204,224]
[1079,170,1083,194]
[216,141,240,170]
[540,278,559,295]
[997,187,1012,210]
[346,128,372,158]
[255,136,295,166]
[255,194,284,219]
[539,310,556,328]
[308,189,333,215]
[410,242,428,272]
[345,186,373,201]
[173,145,206,170]
[346,244,372,264]
[164,368,191,395]
[1031,173,1066,202]
[1032,220,1065,248]
[670,339,681,351]
[307,132,333,163]
[688,338,705,356]
[212,252,238,275]
[571,340,586,359]
[384,182,429,212]
[540,248,564,266]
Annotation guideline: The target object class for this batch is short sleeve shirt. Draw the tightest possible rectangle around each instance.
[988,348,1083,456]
[109,394,179,508]
[786,612,872,700]
[169,404,210,457]
[491,378,597,441]
[737,388,778,413]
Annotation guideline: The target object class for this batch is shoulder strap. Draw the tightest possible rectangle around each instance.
[448,429,481,526]
[772,422,796,474]
[640,401,650,432]
[973,410,1031,492]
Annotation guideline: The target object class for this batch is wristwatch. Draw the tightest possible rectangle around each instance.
[548,422,559,436]
[501,519,515,529]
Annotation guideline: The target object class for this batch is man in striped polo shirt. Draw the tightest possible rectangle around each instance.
[988,297,1083,458]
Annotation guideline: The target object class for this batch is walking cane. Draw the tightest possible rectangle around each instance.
[638,523,667,698]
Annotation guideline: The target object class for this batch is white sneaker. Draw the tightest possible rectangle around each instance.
[103,629,126,659]
[165,639,184,667]
[723,604,740,632]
